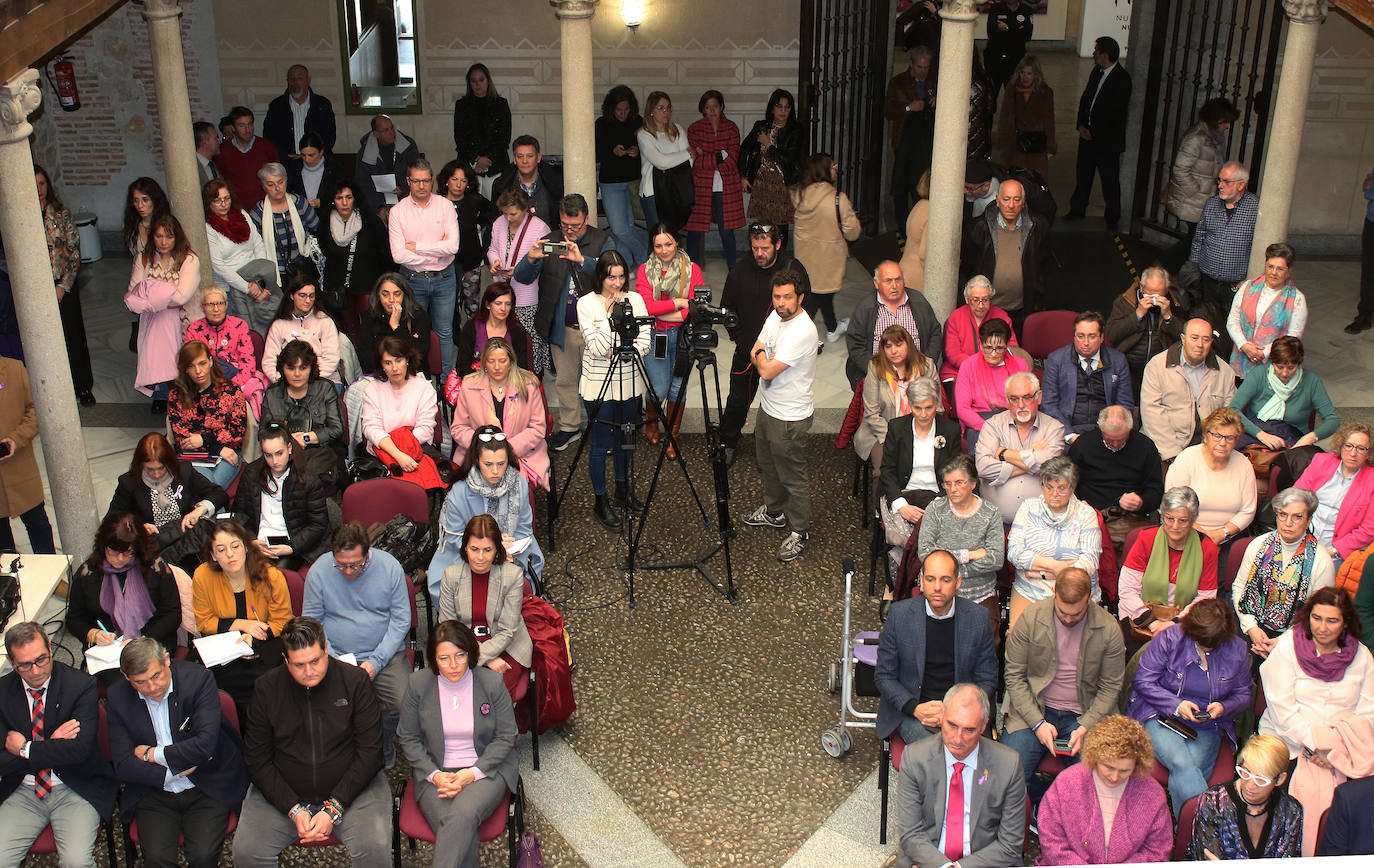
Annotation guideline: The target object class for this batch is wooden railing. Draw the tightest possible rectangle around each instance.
[0,0,126,83]
[1333,0,1374,33]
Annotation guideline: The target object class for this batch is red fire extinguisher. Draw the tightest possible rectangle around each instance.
[48,57,81,112]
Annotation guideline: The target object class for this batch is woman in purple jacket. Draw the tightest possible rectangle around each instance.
[1127,597,1252,817]
[1036,715,1173,865]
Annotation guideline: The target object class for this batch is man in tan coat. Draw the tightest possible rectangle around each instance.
[1140,317,1237,466]
[0,358,54,553]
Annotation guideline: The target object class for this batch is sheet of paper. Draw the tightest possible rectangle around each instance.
[507,536,532,556]
[193,631,254,667]
[332,651,358,666]
[83,639,129,675]
[371,174,399,204]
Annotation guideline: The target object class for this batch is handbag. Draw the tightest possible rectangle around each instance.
[1129,603,1180,645]
[1015,130,1048,154]
[516,830,545,868]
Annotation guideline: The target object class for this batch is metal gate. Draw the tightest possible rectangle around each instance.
[798,0,893,235]
[1133,0,1286,234]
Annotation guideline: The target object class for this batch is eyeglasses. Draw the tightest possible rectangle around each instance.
[1007,393,1038,404]
[1341,442,1371,454]
[1275,510,1308,525]
[981,343,1008,353]
[13,654,51,672]
[212,195,233,204]
[408,177,433,186]
[335,554,371,575]
[476,431,507,443]
[1207,431,1238,444]
[1235,765,1273,788]
[203,301,227,308]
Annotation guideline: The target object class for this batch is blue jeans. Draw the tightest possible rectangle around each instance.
[1145,717,1222,818]
[687,192,738,268]
[584,397,637,495]
[644,326,685,402]
[191,453,241,490]
[1002,706,1083,793]
[403,266,457,377]
[601,181,647,267]
[640,195,660,231]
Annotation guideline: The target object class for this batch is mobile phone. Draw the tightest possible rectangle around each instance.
[539,240,570,256]
[652,332,669,360]
[1052,738,1073,756]
[1193,710,1211,721]
[267,535,290,548]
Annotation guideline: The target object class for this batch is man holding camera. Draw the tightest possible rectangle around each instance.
[743,269,817,563]
[515,194,616,451]
[719,223,810,468]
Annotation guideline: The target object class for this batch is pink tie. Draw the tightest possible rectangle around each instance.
[944,761,965,862]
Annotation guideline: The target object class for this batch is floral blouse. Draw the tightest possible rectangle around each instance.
[43,204,81,294]
[169,379,247,454]
[1188,783,1303,860]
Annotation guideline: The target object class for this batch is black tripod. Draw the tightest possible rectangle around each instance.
[555,324,738,604]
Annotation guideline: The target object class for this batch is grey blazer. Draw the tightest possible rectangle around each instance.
[397,667,519,798]
[896,735,1026,868]
[438,561,533,667]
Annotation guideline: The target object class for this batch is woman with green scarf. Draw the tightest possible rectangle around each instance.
[1231,487,1335,659]
[1119,486,1220,642]
[634,223,704,456]
[1230,336,1339,452]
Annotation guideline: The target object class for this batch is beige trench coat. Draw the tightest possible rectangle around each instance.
[0,358,43,516]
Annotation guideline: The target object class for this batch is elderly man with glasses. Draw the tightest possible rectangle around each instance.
[303,522,411,766]
[0,622,116,867]
[974,371,1066,525]
[1184,161,1259,351]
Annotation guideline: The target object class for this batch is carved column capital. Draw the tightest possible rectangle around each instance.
[141,0,184,23]
[1282,0,1327,23]
[551,0,598,21]
[0,69,42,146]
[939,0,980,22]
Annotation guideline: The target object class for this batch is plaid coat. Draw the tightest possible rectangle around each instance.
[684,116,746,232]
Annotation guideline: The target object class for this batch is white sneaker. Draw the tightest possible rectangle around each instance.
[827,319,850,343]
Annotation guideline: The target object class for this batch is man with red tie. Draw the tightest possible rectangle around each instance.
[895,683,1026,868]
[0,622,116,866]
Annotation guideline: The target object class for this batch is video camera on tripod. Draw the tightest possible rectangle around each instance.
[609,299,659,351]
[681,287,737,352]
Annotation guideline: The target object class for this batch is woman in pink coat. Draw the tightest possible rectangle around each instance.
[1037,715,1174,865]
[184,286,269,418]
[125,215,200,411]
[448,337,549,490]
[1295,421,1374,565]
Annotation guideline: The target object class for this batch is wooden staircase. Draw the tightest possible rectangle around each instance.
[1333,0,1374,33]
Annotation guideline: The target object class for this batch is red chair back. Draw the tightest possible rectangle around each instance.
[1020,310,1077,361]
[283,568,305,616]
[249,329,266,371]
[1094,508,1120,607]
[890,735,906,771]
[1317,806,1330,854]
[342,477,431,527]
[1174,795,1201,859]
[835,378,865,450]
[398,779,512,844]
[1225,536,1252,595]
[219,689,240,733]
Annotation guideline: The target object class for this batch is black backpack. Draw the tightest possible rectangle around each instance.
[367,516,437,575]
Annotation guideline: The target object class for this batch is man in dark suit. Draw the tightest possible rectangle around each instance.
[106,638,248,868]
[262,65,337,159]
[895,682,1027,868]
[876,551,998,745]
[1067,37,1132,231]
[1040,310,1136,438]
[1320,775,1374,855]
[0,622,116,867]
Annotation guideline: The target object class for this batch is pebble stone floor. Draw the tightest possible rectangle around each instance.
[14,49,1374,862]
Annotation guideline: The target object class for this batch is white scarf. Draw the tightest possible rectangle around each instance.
[330,209,362,246]
[260,194,307,275]
[1258,365,1303,421]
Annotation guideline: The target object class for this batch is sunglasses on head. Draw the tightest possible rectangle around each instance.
[476,430,507,443]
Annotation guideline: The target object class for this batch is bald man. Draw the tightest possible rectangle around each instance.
[961,179,1049,333]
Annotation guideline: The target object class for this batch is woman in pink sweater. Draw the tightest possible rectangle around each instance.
[954,317,1028,450]
[1037,715,1173,865]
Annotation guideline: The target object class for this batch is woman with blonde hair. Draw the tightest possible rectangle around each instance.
[996,55,1057,173]
[636,90,693,231]
[1036,715,1173,865]
[1188,733,1303,860]
[449,337,548,490]
[854,324,932,471]
[1165,407,1257,545]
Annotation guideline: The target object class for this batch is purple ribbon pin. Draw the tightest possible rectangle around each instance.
[479,703,491,716]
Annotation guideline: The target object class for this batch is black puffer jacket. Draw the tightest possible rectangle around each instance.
[739,119,804,186]
[231,458,330,562]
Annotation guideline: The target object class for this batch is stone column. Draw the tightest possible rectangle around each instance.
[0,69,99,552]
[553,0,599,222]
[1248,0,1326,276]
[922,0,979,321]
[144,0,213,288]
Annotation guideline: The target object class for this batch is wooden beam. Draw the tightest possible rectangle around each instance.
[0,0,127,83]
[1332,0,1374,34]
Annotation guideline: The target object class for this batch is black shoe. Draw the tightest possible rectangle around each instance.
[150,399,167,415]
[1063,210,1086,221]
[1345,314,1372,335]
[76,390,95,406]
[593,494,621,529]
[614,481,643,518]
[550,429,581,451]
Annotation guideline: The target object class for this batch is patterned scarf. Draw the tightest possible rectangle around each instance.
[1239,532,1317,635]
[141,469,182,529]
[647,250,691,302]
[465,465,523,539]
